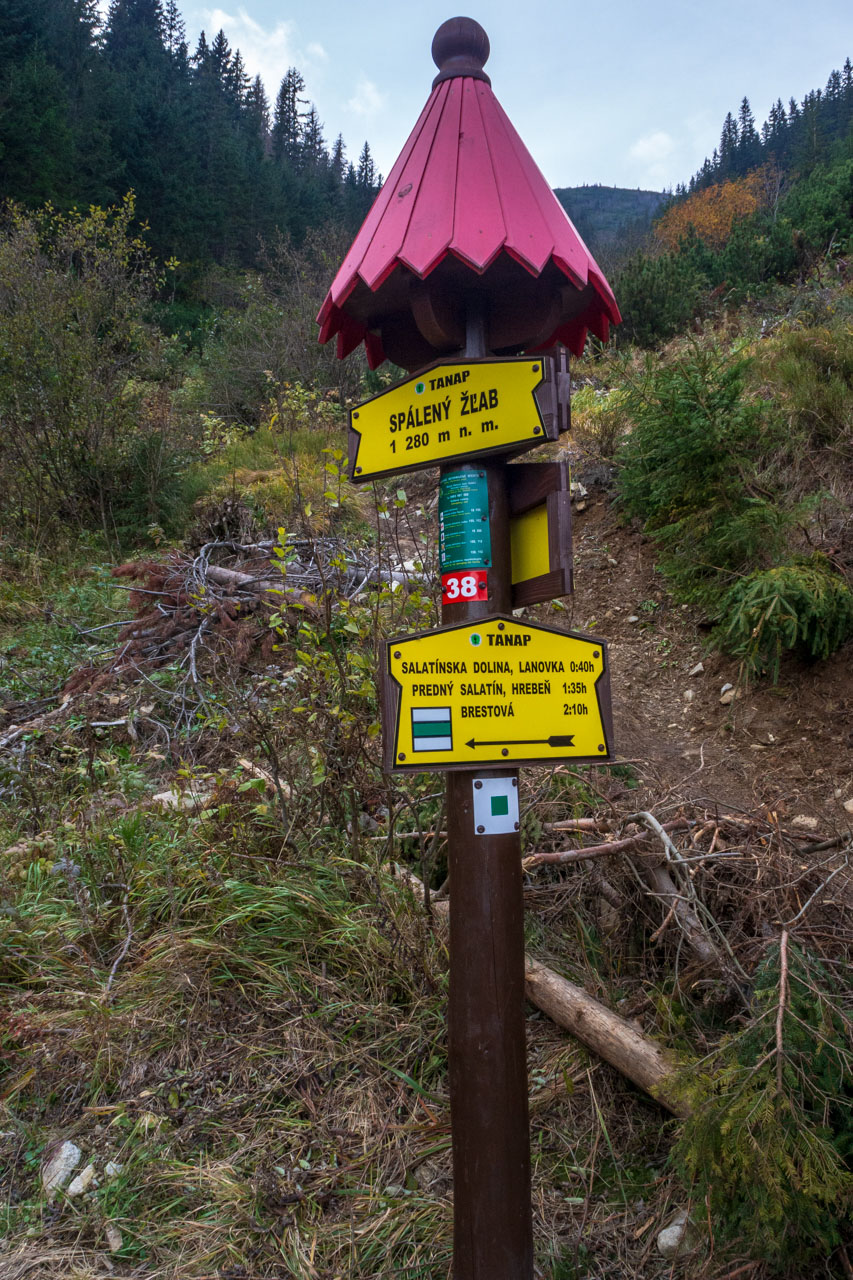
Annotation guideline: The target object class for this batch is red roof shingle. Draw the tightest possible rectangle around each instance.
[317,21,620,369]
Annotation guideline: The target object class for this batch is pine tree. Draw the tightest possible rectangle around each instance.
[824,69,844,136]
[300,104,326,169]
[210,29,232,82]
[331,133,346,182]
[49,0,114,205]
[736,97,759,171]
[0,51,75,202]
[193,30,210,71]
[719,112,739,176]
[245,75,270,145]
[104,0,165,60]
[271,67,306,165]
[225,49,249,114]
[163,0,185,56]
[356,140,376,188]
[0,0,48,65]
[0,0,380,267]
[797,90,824,170]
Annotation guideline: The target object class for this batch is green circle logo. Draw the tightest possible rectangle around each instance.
[415,381,425,395]
[469,633,482,647]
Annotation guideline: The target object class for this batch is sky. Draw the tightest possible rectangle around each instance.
[155,1,851,191]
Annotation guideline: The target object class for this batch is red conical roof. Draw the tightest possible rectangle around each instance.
[317,19,620,370]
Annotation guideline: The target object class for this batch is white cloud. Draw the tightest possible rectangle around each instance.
[202,7,297,93]
[306,42,327,62]
[345,76,386,118]
[629,130,675,166]
[627,130,677,186]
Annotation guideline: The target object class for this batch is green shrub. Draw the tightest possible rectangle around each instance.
[569,384,630,459]
[614,247,709,348]
[616,345,790,607]
[720,554,853,680]
[0,196,186,542]
[782,157,853,256]
[197,229,365,425]
[673,942,853,1269]
[759,324,853,448]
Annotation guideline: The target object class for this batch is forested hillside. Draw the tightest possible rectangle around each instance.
[1,12,853,1280]
[616,57,853,345]
[0,0,379,265]
[554,184,666,256]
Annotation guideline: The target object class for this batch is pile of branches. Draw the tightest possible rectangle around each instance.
[526,801,853,985]
[398,797,852,1117]
[62,537,422,696]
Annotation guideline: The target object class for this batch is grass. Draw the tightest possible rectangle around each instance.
[0,689,680,1278]
[0,540,125,702]
[0,808,452,1276]
[184,422,374,538]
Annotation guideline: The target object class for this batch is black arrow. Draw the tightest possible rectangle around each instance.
[465,735,575,749]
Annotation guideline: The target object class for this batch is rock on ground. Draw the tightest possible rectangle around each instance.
[42,1141,81,1194]
[66,1162,97,1196]
[657,1207,699,1258]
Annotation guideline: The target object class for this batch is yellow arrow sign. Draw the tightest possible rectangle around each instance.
[349,358,549,482]
[382,617,612,771]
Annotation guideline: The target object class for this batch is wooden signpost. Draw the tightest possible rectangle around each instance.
[382,616,612,771]
[317,16,621,1278]
[349,357,551,481]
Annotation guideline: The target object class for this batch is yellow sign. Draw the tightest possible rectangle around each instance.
[383,617,612,771]
[349,358,547,482]
[511,505,550,585]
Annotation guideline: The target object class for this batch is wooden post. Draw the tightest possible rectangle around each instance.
[443,305,533,1279]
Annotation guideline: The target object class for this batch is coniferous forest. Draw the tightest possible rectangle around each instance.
[2,8,853,1279]
[0,0,380,266]
[615,59,853,344]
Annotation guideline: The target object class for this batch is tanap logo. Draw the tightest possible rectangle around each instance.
[415,382,425,395]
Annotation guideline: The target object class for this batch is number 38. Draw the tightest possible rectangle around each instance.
[445,574,479,599]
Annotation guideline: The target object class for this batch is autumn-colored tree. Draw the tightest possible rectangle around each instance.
[655,168,775,251]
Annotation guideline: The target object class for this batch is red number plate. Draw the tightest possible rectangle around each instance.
[441,570,489,605]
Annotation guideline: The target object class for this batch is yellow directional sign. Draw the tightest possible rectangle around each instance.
[349,358,550,482]
[382,617,612,771]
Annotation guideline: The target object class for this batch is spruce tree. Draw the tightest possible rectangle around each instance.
[719,112,739,176]
[736,97,759,172]
[210,29,231,82]
[356,140,376,188]
[0,0,48,64]
[330,134,346,182]
[245,75,270,145]
[300,104,326,169]
[163,0,186,56]
[271,67,306,165]
[104,0,165,59]
[226,50,250,110]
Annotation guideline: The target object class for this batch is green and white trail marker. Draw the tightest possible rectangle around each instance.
[472,775,520,835]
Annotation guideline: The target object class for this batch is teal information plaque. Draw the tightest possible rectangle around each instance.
[439,470,491,572]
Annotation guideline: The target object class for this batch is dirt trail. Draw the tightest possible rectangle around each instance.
[561,488,853,831]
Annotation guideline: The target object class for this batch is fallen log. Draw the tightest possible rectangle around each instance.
[523,956,686,1116]
[392,866,688,1116]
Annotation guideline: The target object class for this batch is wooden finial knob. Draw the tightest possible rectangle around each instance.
[431,17,491,87]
